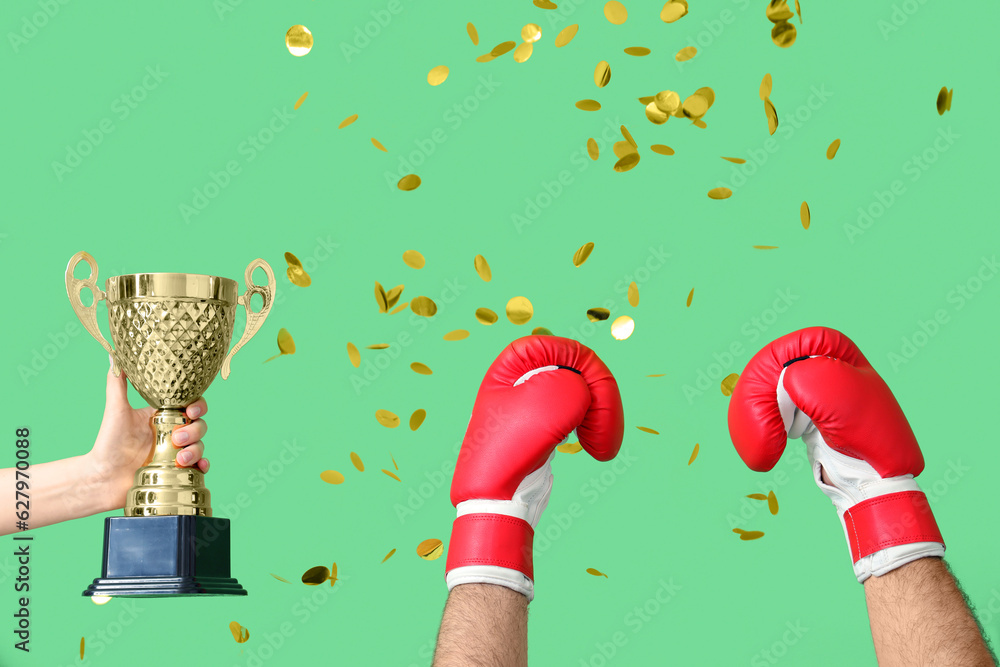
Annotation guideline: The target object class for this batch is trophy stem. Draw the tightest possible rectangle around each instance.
[124,409,213,517]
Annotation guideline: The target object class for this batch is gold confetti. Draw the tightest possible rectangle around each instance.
[733,529,765,541]
[521,23,542,43]
[604,0,627,24]
[688,443,700,465]
[382,469,401,482]
[374,281,388,313]
[506,296,534,325]
[427,65,449,86]
[229,621,250,643]
[474,254,492,282]
[708,187,732,200]
[936,87,953,115]
[768,490,779,515]
[410,296,437,317]
[555,24,579,47]
[764,98,778,135]
[614,141,637,158]
[294,92,308,110]
[771,20,796,47]
[411,362,432,375]
[747,493,768,500]
[826,139,841,160]
[611,315,634,340]
[491,41,516,56]
[696,87,716,108]
[645,103,669,125]
[410,409,426,431]
[587,308,611,322]
[532,327,554,335]
[444,329,470,341]
[693,119,708,129]
[402,249,425,269]
[587,567,609,578]
[398,174,421,191]
[721,373,739,396]
[722,156,746,164]
[766,0,794,22]
[513,41,533,63]
[80,637,85,660]
[285,252,312,287]
[675,46,697,62]
[417,538,444,561]
[347,342,360,368]
[475,53,496,63]
[659,0,689,22]
[654,90,681,114]
[624,46,650,56]
[476,307,499,325]
[576,99,601,111]
[366,344,390,350]
[285,25,313,57]
[638,94,656,105]
[371,137,388,152]
[391,453,398,470]
[90,596,111,605]
[753,245,779,250]
[270,573,291,583]
[636,426,659,434]
[376,409,400,428]
[320,470,345,485]
[534,0,558,7]
[650,144,675,156]
[557,441,583,454]
[614,153,640,172]
[686,288,694,307]
[338,114,358,129]
[301,565,333,586]
[795,0,802,21]
[264,328,295,363]
[647,374,666,377]
[466,22,479,45]
[573,242,594,267]
[800,201,810,229]
[382,549,396,563]
[350,452,364,472]
[385,285,404,310]
[682,94,708,119]
[759,73,772,101]
[391,301,409,315]
[621,125,637,148]
[627,282,639,306]
[594,61,611,88]
[587,138,599,160]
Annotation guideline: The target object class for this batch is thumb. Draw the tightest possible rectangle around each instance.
[104,354,130,412]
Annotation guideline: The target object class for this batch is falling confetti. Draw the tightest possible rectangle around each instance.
[347,343,360,368]
[587,568,609,578]
[443,329,470,341]
[636,426,659,435]
[753,245,779,250]
[604,1,627,24]
[374,282,389,313]
[474,254,492,282]
[292,92,309,111]
[490,41,516,57]
[80,638,85,660]
[513,42,533,63]
[759,74,772,101]
[795,0,802,21]
[721,373,739,396]
[675,46,697,61]
[417,539,444,560]
[594,61,611,88]
[771,21,796,47]
[264,328,295,363]
[747,493,768,500]
[576,99,601,111]
[427,65,449,86]
[411,362,432,375]
[285,25,313,57]
[350,452,364,472]
[229,622,250,643]
[826,139,841,160]
[533,327,554,335]
[646,374,666,377]
[722,156,747,164]
[376,409,401,428]
[686,289,694,307]
[284,251,312,287]
[557,441,583,454]
[554,24,579,47]
[506,297,534,325]
[767,490,779,515]
[391,453,399,470]
[627,282,639,306]
[410,409,426,431]
[764,98,778,135]
[573,242,595,266]
[587,308,611,322]
[367,344,390,350]
[587,138,599,160]
[936,87,954,115]
[708,187,732,200]
[338,114,358,129]
[611,316,634,340]
[800,202,810,229]
[521,23,542,42]
[270,573,291,583]
[391,302,409,315]
[402,250,425,269]
[302,565,336,586]
[371,137,388,152]
[476,307,499,325]
[650,144,675,156]
[320,470,345,485]
[382,469,402,482]
[398,174,421,191]
[382,549,396,563]
[733,529,765,541]
[688,443,700,465]
[466,22,478,45]
[534,0,558,7]
[660,0,689,22]
[410,296,438,317]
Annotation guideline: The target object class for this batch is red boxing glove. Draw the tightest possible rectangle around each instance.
[728,326,944,582]
[445,335,624,600]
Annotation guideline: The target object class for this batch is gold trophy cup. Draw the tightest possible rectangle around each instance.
[67,251,275,597]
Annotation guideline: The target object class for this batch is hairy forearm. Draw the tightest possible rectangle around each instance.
[433,584,528,667]
[865,558,995,666]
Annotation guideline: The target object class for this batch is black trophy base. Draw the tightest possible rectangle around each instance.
[82,515,247,598]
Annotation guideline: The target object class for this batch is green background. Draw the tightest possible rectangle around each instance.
[2,0,997,664]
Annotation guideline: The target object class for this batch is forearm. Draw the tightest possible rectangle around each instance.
[0,453,125,536]
[433,583,528,667]
[865,558,995,666]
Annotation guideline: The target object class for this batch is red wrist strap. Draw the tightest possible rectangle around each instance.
[843,491,944,563]
[445,513,534,580]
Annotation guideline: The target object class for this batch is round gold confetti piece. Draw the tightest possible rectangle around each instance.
[708,187,732,200]
[320,470,345,485]
[558,441,583,454]
[287,266,311,287]
[278,328,295,354]
[375,281,388,313]
[350,452,364,472]
[733,529,765,541]
[411,362,432,375]
[398,174,421,191]
[587,308,611,322]
[628,281,639,306]
[382,469,401,482]
[555,24,578,47]
[402,249,425,269]
[721,373,739,396]
[621,125,636,148]
[285,253,302,269]
[534,0,558,7]
[611,315,634,340]
[417,538,444,561]
[391,301,409,315]
[532,327,554,336]
[376,409,401,428]
[760,74,773,101]
[747,493,768,500]
[768,490,779,515]
[795,0,802,22]
[382,549,396,563]
[513,42,533,63]
[624,46,651,56]
[753,245,779,250]
[91,596,111,605]
[474,254,492,282]
[573,242,595,267]
[285,25,313,57]
[688,443,700,465]
[660,0,688,22]
[347,343,360,368]
[302,566,330,585]
[444,329,470,341]
[576,99,601,111]
[647,374,666,377]
[338,113,358,129]
[410,296,437,317]
[587,138,599,160]
[587,568,609,578]
[766,0,794,22]
[81,638,85,660]
[645,103,668,125]
[675,46,697,62]
[826,138,841,160]
[604,0,627,24]
[371,137,388,152]
[229,621,250,643]
[475,53,496,63]
[594,61,611,88]
[613,141,637,158]
[764,98,779,135]
[476,307,499,325]
[801,201,810,229]
[614,153,640,172]
[686,288,694,307]
[466,22,479,45]
[427,65,449,86]
[294,92,308,110]
[506,296,534,325]
[638,95,655,105]
[651,144,675,156]
[693,119,707,129]
[682,94,708,118]
[636,426,659,434]
[521,23,542,43]
[491,41,516,56]
[771,20,796,47]
[654,90,681,114]
[367,343,389,350]
[696,87,716,108]
[410,409,426,431]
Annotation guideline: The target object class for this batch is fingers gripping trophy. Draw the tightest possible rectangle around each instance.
[66,251,275,597]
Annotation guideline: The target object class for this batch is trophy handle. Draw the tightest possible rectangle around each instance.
[65,251,121,377]
[221,258,275,380]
